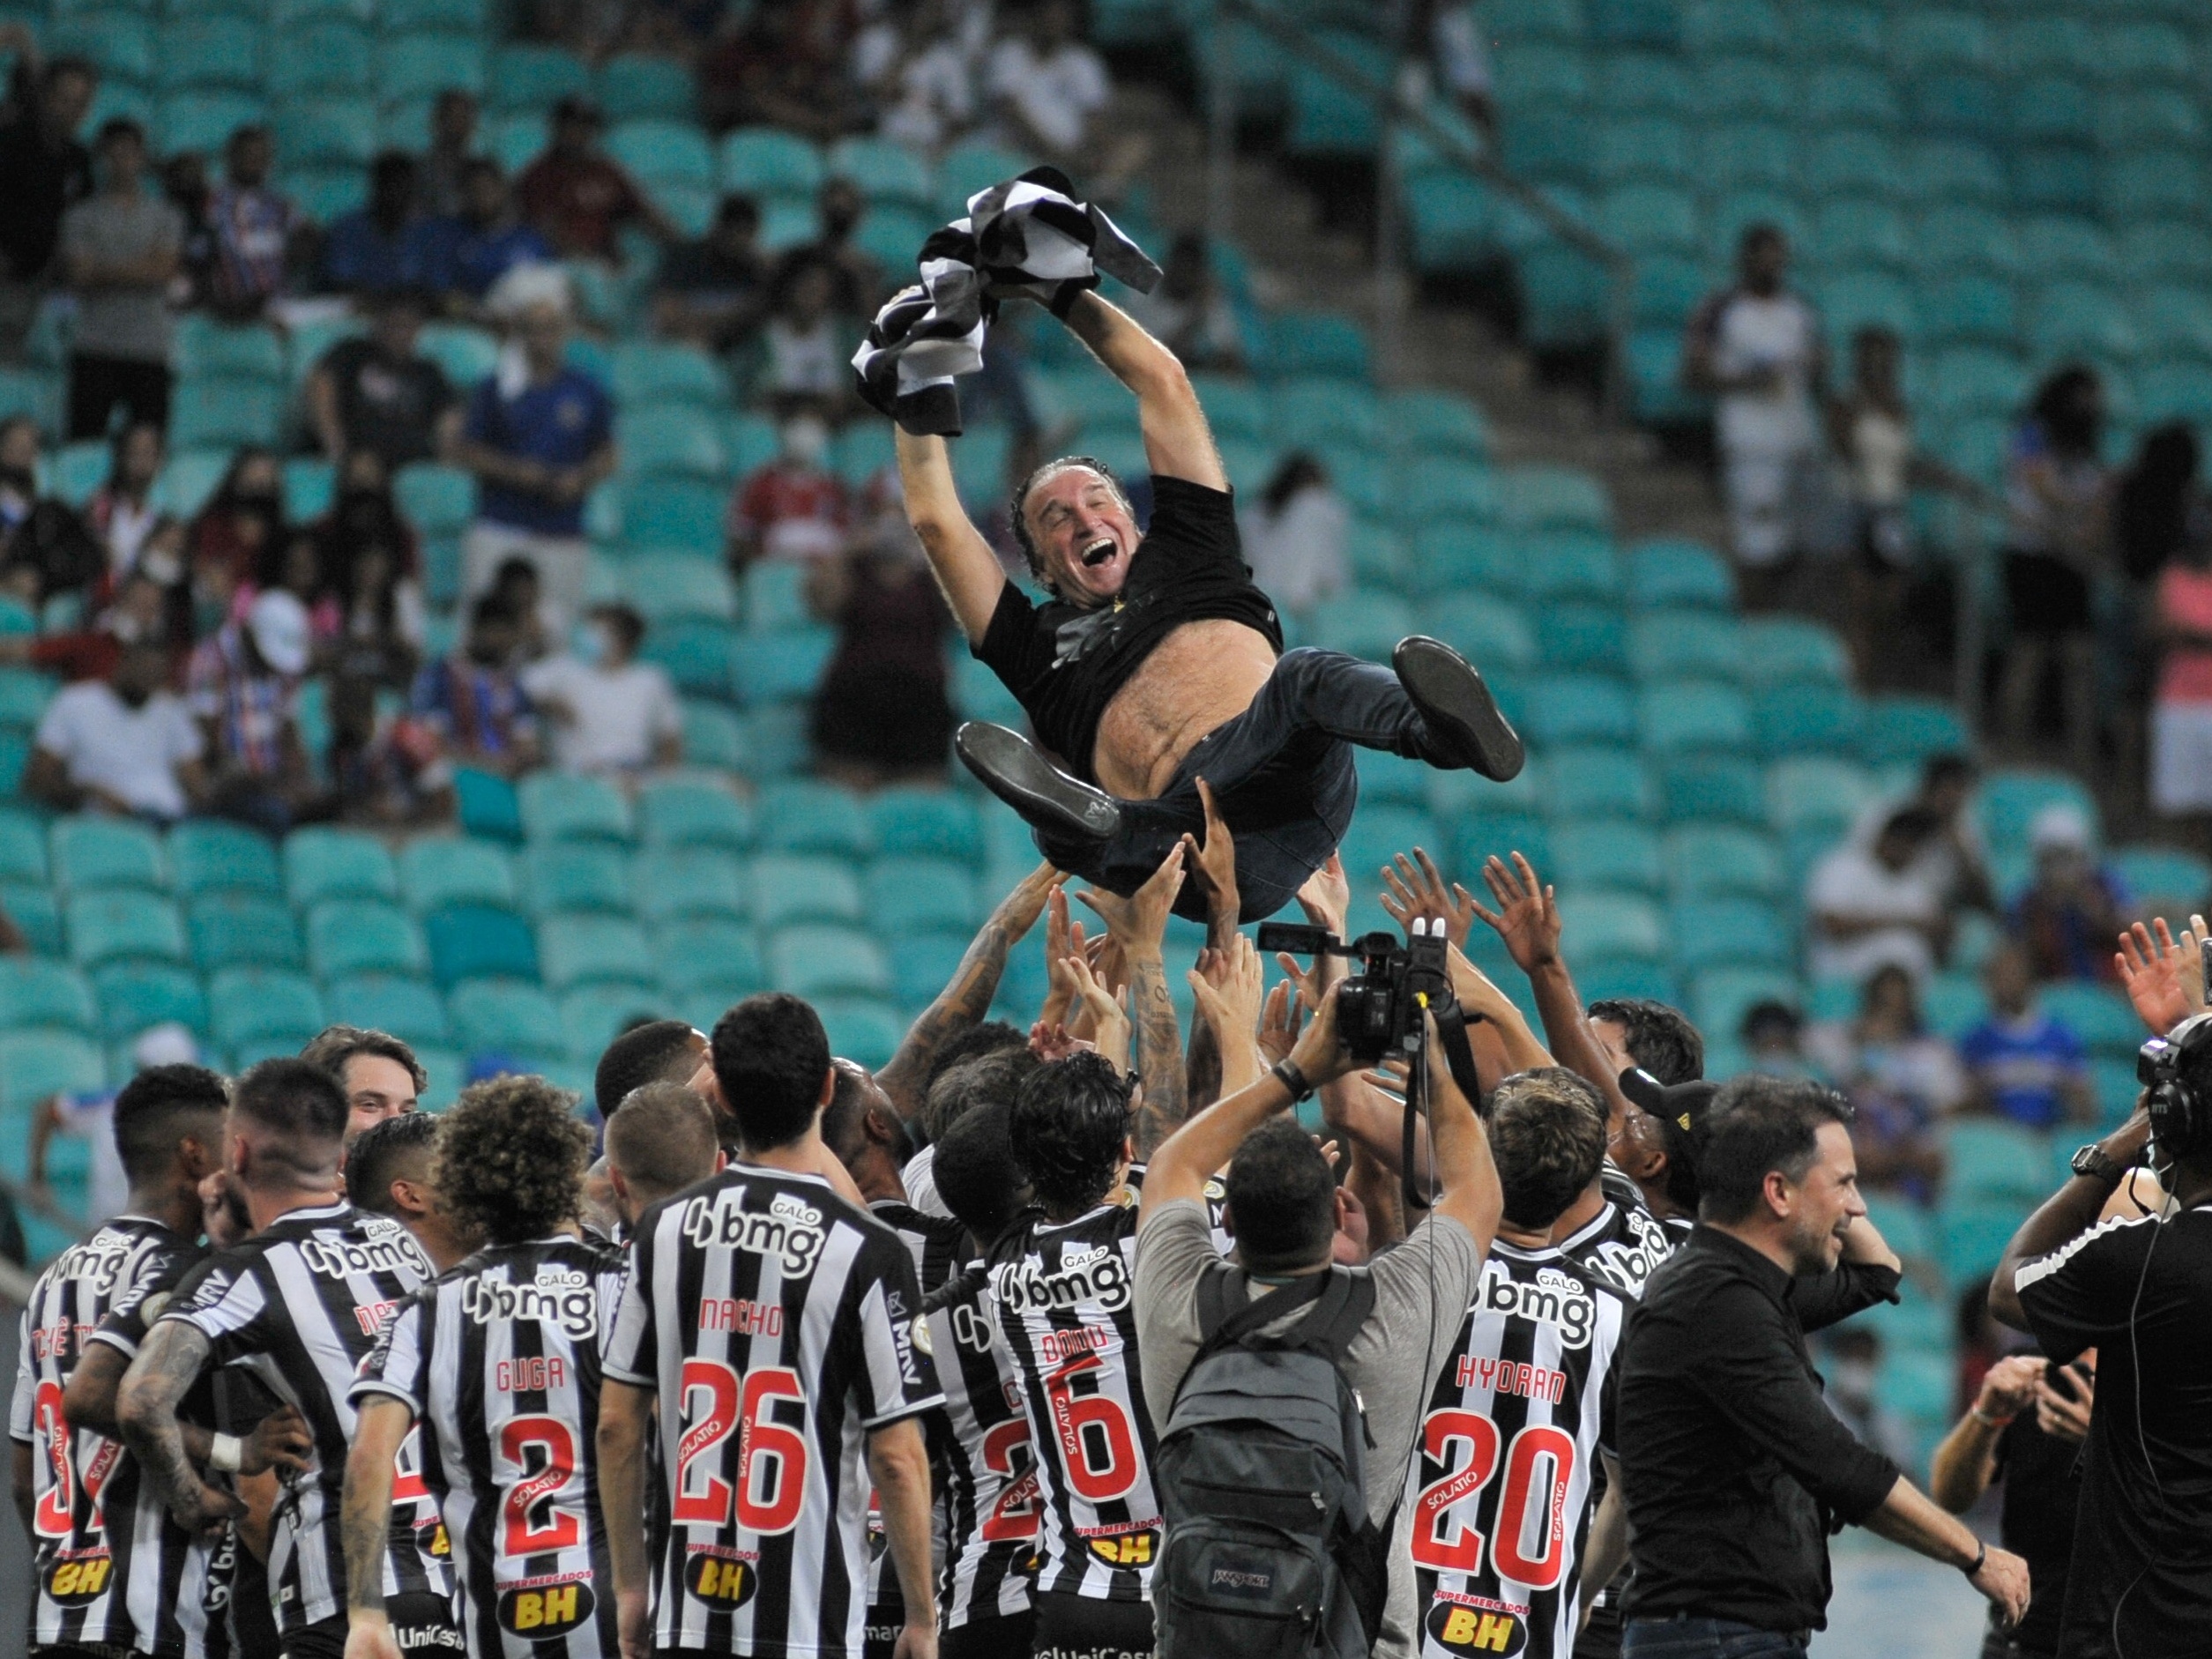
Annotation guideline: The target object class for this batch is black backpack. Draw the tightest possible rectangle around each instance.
[1153,1264,1387,1659]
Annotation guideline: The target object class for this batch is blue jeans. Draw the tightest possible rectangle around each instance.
[1622,1617,1811,1659]
[1029,647,1446,922]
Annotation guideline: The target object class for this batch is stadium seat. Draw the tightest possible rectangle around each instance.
[727,631,835,705]
[2,886,62,957]
[0,809,45,885]
[158,16,262,88]
[1420,595,1536,673]
[520,844,632,918]
[815,997,905,1070]
[325,974,450,1047]
[718,127,823,197]
[619,407,725,483]
[284,827,398,906]
[1554,891,1665,962]
[597,52,693,121]
[190,893,303,971]
[1860,696,1968,767]
[2111,846,2211,912]
[1940,1119,2049,1207]
[654,918,763,993]
[65,890,184,970]
[52,817,166,893]
[1801,130,1893,197]
[0,958,96,1034]
[0,1031,103,1114]
[398,837,516,915]
[749,854,864,929]
[636,779,750,852]
[1269,312,1372,382]
[866,788,979,862]
[1658,755,1767,824]
[1519,675,1636,748]
[425,904,539,987]
[1752,684,1865,755]
[2037,983,2144,1060]
[448,979,564,1054]
[828,136,934,208]
[1627,539,1732,610]
[759,781,873,857]
[890,929,972,1009]
[1409,524,1513,594]
[770,925,891,999]
[1975,770,2097,855]
[1626,611,1741,682]
[633,848,747,924]
[1543,747,1657,822]
[1315,591,1415,662]
[1738,618,1851,688]
[1663,825,1782,899]
[1766,757,1877,835]
[1381,390,1489,458]
[90,961,205,1040]
[864,858,978,935]
[1669,898,1791,970]
[518,774,633,844]
[559,983,668,1061]
[208,967,324,1051]
[1552,822,1663,894]
[1689,964,1800,1040]
[488,45,591,112]
[538,914,653,992]
[167,820,280,899]
[306,900,426,981]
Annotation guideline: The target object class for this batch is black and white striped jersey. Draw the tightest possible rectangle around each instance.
[863,1201,966,1627]
[1558,1193,1678,1301]
[875,1202,1037,1631]
[602,1166,942,1657]
[1404,1239,1631,1659]
[10,1217,229,1655]
[985,1198,1160,1604]
[155,1201,442,1637]
[354,1235,629,1659]
[1121,1165,1234,1256]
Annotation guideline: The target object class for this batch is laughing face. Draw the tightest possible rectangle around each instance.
[1023,464,1140,607]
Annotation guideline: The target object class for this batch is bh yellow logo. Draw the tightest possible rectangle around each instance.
[496,1577,595,1637]
[45,1552,113,1605]
[685,1551,758,1609]
[1426,1600,1528,1655]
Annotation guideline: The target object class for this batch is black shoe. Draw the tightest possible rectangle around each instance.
[955,723,1122,842]
[1392,636,1526,782]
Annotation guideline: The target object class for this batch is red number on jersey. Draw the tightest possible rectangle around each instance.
[978,1417,1039,1542]
[1042,1350,1139,1503]
[32,1380,73,1538]
[734,1367,808,1535]
[498,1415,583,1557]
[392,1425,432,1508]
[1410,1410,1582,1589]
[1409,1409,1500,1573]
[1492,1425,1576,1589]
[673,1358,741,1526]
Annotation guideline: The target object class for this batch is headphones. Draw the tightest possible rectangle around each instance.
[2137,1010,2212,1167]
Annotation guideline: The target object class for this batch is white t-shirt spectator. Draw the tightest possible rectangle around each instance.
[1806,841,1945,986]
[519,654,681,775]
[1701,289,1821,460]
[1243,485,1349,614]
[1847,795,1987,907]
[989,35,1110,153]
[763,316,847,400]
[34,681,204,820]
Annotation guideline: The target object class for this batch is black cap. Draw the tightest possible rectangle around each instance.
[1620,1067,1718,1206]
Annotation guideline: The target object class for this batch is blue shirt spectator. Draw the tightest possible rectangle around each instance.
[460,361,613,538]
[1959,942,2097,1130]
[323,150,434,297]
[424,156,554,301]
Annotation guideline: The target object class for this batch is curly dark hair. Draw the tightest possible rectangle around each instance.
[433,1075,592,1246]
[1009,1053,1131,1216]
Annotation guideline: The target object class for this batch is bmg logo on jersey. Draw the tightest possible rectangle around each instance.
[682,1190,826,1276]
[299,1220,433,1281]
[1426,1596,1530,1655]
[496,1571,595,1638]
[993,1243,1131,1316]
[49,1235,135,1298]
[683,1544,759,1609]
[461,1268,599,1338]
[1479,1267,1596,1349]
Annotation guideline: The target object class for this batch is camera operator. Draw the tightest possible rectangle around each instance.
[1617,1076,2030,1659]
[1929,1350,2094,1659]
[1988,1011,2212,1659]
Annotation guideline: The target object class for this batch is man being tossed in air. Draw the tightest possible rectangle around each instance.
[896,288,1523,921]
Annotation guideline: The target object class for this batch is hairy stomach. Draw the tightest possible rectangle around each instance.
[1091,620,1278,799]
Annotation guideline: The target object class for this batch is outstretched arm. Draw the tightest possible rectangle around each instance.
[895,428,1008,644]
[1077,844,1189,1157]
[1060,294,1227,491]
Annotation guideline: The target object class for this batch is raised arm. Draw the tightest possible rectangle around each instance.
[1059,293,1226,491]
[895,427,1007,644]
[1076,844,1188,1157]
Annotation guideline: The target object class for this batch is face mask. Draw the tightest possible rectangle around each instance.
[572,622,610,667]
[780,417,829,467]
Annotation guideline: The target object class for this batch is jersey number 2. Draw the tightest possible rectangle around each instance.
[498,1416,581,1557]
[673,1359,808,1535]
[1409,1410,1576,1588]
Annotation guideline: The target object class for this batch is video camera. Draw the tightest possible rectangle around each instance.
[1256,919,1456,1064]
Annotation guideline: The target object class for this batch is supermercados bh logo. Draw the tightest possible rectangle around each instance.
[683,1188,825,1277]
[461,1268,598,1339]
[684,1544,759,1609]
[1479,1265,1596,1350]
[497,1570,595,1638]
[992,1241,1130,1317]
[299,1218,432,1281]
[1426,1594,1531,1655]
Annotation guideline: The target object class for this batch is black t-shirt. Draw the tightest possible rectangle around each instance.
[2016,1209,2212,1656]
[1991,1384,2084,1657]
[659,236,769,300]
[974,474,1282,783]
[320,338,453,467]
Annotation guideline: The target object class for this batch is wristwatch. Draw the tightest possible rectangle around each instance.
[2070,1142,2123,1185]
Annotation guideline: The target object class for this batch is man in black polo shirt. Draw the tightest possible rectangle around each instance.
[1617,1075,2030,1659]
[892,288,1523,920]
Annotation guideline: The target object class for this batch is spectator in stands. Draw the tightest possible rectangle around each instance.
[1740,998,1818,1082]
[26,635,205,820]
[305,288,459,468]
[409,594,540,783]
[160,151,214,309]
[759,263,851,410]
[519,600,681,776]
[1827,325,1920,682]
[1121,233,1245,373]
[318,449,424,688]
[1818,1326,1920,1469]
[188,447,286,623]
[2115,422,2205,587]
[1241,452,1346,619]
[2151,499,2212,826]
[0,413,37,541]
[328,675,436,827]
[2009,805,2127,985]
[987,0,1143,197]
[1,566,182,684]
[186,586,324,834]
[1958,941,2096,1132]
[1807,806,1950,986]
[204,124,305,321]
[808,480,951,785]
[60,119,181,443]
[855,0,979,153]
[415,89,480,220]
[516,95,674,264]
[772,177,882,324]
[1806,962,1958,1205]
[1683,223,1825,606]
[1419,0,1494,137]
[726,411,848,567]
[652,192,770,351]
[323,151,437,297]
[696,0,864,138]
[425,158,555,312]
[488,554,554,663]
[84,419,168,583]
[1851,752,1997,918]
[257,531,339,658]
[453,273,615,637]
[2000,366,2110,770]
[0,38,94,361]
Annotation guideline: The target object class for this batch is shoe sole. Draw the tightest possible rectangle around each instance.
[1393,636,1526,782]
[954,723,1122,840]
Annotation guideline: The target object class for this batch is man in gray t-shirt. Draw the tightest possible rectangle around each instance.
[60,117,180,442]
[1135,987,1501,1655]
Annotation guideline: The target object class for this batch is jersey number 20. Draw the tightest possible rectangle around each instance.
[1409,1409,1577,1588]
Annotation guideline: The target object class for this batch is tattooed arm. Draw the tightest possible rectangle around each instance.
[1077,845,1192,1159]
[877,862,1063,1120]
[342,1395,413,1655]
[68,1340,310,1475]
[1178,780,1240,1110]
[117,1321,242,1539]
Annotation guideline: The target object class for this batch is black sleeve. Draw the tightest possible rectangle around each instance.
[1788,1260,1903,1333]
[973,579,1048,691]
[1143,475,1243,569]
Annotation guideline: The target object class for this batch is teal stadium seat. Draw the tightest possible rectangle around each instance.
[1596,117,1690,190]
[1410,524,1512,593]
[284,827,398,907]
[2097,22,2192,86]
[52,817,165,893]
[562,985,668,1060]
[306,900,427,980]
[749,854,863,928]
[1627,611,1740,681]
[190,893,302,971]
[1753,684,1864,755]
[448,980,564,1055]
[1941,1119,2048,1207]
[1268,313,1371,382]
[1627,539,1731,609]
[2,887,62,956]
[326,975,451,1046]
[641,620,732,697]
[633,848,746,924]
[1975,770,2097,855]
[168,820,280,899]
[2017,218,2118,285]
[521,843,632,916]
[597,52,693,121]
[816,998,905,1071]
[0,958,96,1033]
[538,915,654,992]
[0,1032,103,1113]
[1277,378,1382,452]
[67,892,186,971]
[610,340,725,409]
[728,631,835,704]
[620,407,724,481]
[1536,605,1627,673]
[719,127,823,197]
[1544,747,1657,821]
[1689,965,1799,1039]
[383,0,487,26]
[637,779,750,851]
[681,701,746,770]
[1315,592,1414,662]
[1554,891,1665,962]
[1552,822,1663,894]
[393,464,476,538]
[1765,757,1878,836]
[1422,596,1536,673]
[2037,983,2144,1060]
[770,925,890,999]
[1519,532,1620,601]
[159,16,262,89]
[1663,824,1782,900]
[488,46,591,114]
[1921,274,2018,346]
[1739,617,1851,688]
[519,774,633,844]
[0,809,45,884]
[865,858,978,935]
[425,904,539,987]
[1638,681,1751,753]
[828,137,934,208]
[759,781,872,857]
[1521,675,1635,748]
[1860,696,1967,767]
[1671,897,1790,970]
[169,376,283,450]
[413,325,499,391]
[654,918,763,995]
[866,788,979,861]
[1659,755,1767,824]
[891,930,973,1009]
[91,961,205,1040]
[209,967,324,1052]
[2012,78,2095,148]
[1805,66,1896,130]
[2111,846,2211,911]
[398,837,517,913]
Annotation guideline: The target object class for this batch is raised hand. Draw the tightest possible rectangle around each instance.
[1258,978,1301,1067]
[1028,1021,1093,1063]
[1076,842,1187,959]
[1179,777,1240,941]
[2116,916,2205,1036]
[998,861,1067,941]
[242,1403,314,1476]
[1067,954,1130,1075]
[1379,847,1481,948]
[1297,851,1351,937]
[1469,852,1563,974]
